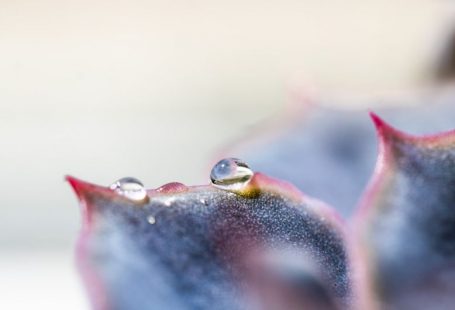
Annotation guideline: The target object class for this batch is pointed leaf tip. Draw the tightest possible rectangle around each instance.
[368,111,384,130]
[66,175,114,203]
[369,111,405,143]
[66,175,89,200]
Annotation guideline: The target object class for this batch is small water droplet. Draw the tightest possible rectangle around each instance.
[156,182,188,194]
[109,177,148,201]
[210,158,253,190]
[147,215,156,224]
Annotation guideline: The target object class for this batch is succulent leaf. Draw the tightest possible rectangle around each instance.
[67,173,351,310]
[232,100,455,215]
[354,113,455,310]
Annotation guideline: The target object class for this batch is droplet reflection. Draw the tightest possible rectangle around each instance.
[210,158,253,191]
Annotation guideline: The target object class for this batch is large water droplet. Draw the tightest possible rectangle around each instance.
[210,158,253,190]
[109,177,148,201]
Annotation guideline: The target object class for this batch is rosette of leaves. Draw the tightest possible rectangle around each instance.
[68,110,455,310]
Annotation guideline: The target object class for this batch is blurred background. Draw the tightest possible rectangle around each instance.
[2,0,455,308]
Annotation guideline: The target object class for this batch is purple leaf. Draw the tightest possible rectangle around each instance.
[354,113,455,310]
[232,100,455,216]
[67,173,351,310]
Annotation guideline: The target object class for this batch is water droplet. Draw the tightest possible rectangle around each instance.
[147,215,156,224]
[156,182,188,194]
[109,177,148,201]
[210,158,253,190]
[163,198,174,207]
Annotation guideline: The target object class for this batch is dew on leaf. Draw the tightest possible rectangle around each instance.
[109,177,148,201]
[210,158,253,191]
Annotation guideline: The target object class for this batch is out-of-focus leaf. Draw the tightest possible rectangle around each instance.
[231,99,455,216]
[354,114,455,310]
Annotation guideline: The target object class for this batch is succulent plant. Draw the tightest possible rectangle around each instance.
[68,110,455,310]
